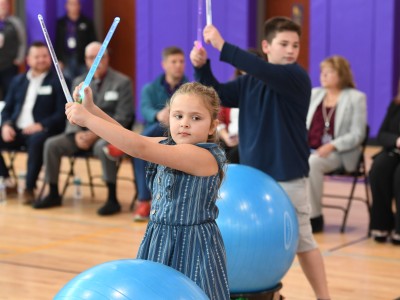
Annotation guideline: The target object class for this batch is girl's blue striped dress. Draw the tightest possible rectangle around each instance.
[137,139,230,300]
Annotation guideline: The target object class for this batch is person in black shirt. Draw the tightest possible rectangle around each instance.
[55,0,97,82]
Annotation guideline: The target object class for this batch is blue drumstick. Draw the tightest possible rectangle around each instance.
[79,17,120,100]
[38,14,73,103]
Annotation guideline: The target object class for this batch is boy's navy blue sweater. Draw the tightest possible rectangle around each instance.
[195,42,311,181]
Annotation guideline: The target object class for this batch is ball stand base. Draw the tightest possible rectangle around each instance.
[230,282,283,300]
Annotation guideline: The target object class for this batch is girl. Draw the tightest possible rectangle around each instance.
[66,82,230,300]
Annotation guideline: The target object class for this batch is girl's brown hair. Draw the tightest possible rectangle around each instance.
[168,82,221,142]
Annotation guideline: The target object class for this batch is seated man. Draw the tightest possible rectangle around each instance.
[34,41,135,215]
[132,46,188,221]
[0,41,66,204]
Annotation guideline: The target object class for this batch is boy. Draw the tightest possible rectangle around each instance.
[190,17,330,299]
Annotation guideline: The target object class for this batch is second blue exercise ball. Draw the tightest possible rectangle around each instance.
[54,259,209,300]
[217,164,299,293]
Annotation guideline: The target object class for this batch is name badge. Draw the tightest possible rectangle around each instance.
[321,132,333,144]
[67,37,77,49]
[105,91,118,101]
[79,23,87,30]
[38,85,52,95]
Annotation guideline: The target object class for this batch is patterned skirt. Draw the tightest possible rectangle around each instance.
[137,220,230,300]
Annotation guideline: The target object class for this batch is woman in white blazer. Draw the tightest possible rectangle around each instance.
[306,55,367,232]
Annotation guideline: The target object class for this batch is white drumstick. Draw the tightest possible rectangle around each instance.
[206,0,212,25]
[38,14,73,103]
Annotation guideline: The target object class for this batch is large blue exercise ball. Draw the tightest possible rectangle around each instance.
[217,164,299,293]
[54,259,209,300]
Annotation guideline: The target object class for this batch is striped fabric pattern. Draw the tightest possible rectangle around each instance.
[137,140,230,300]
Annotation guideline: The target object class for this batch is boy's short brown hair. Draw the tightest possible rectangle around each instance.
[263,17,301,43]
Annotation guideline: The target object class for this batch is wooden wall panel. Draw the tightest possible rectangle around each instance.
[102,0,135,98]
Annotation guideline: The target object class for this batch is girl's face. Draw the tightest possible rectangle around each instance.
[169,93,217,145]
[320,65,340,89]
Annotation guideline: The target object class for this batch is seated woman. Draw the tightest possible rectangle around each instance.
[306,55,367,233]
[369,85,400,245]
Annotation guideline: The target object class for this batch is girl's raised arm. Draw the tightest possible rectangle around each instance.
[65,104,218,177]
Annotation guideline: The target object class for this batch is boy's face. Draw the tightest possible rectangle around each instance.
[262,31,300,65]
[169,93,216,145]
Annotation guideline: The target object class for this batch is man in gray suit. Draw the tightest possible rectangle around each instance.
[34,42,135,215]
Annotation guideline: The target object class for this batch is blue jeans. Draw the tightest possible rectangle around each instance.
[132,122,166,201]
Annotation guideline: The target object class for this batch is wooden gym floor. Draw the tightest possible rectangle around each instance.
[0,147,399,300]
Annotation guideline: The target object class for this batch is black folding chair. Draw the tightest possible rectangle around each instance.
[2,145,27,183]
[322,125,371,233]
[60,152,136,202]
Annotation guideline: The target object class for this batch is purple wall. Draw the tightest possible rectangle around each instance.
[136,0,254,122]
[24,1,400,134]
[310,0,399,138]
[25,0,94,44]
[25,0,57,44]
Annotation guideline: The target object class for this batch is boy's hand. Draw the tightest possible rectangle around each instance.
[203,25,225,51]
[190,41,208,67]
[65,102,91,128]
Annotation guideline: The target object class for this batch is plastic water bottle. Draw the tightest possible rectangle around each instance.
[17,172,26,195]
[73,176,82,200]
[0,176,7,205]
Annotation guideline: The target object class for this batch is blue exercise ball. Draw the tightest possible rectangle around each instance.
[54,259,209,300]
[217,164,299,293]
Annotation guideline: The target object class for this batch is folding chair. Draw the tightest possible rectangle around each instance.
[60,152,100,199]
[2,146,47,199]
[2,146,27,183]
[60,152,136,201]
[322,125,371,233]
[36,151,99,201]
